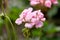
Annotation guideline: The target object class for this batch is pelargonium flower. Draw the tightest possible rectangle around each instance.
[15,7,46,28]
[45,0,52,8]
[30,0,58,8]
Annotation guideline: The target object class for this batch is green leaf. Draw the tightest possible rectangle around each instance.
[43,22,56,34]
[31,28,42,37]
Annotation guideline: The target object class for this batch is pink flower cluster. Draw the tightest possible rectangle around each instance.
[30,0,58,8]
[15,7,46,28]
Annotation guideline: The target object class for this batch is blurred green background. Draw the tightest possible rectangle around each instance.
[0,0,60,40]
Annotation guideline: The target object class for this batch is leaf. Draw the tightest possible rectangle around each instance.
[31,28,42,37]
[43,22,56,34]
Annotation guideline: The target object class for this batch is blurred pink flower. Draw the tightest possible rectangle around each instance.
[30,0,58,8]
[45,0,52,8]
[51,0,58,4]
[30,1,40,6]
[15,7,46,28]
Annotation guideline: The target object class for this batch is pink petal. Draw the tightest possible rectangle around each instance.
[28,7,33,12]
[19,9,27,18]
[25,9,37,22]
[25,13,32,22]
[35,21,43,28]
[40,0,44,4]
[31,18,37,23]
[45,0,52,8]
[19,7,33,18]
[25,23,33,28]
[30,1,39,6]
[51,0,58,4]
[41,18,46,22]
[53,1,58,5]
[15,18,22,25]
[31,11,37,18]
[37,10,44,18]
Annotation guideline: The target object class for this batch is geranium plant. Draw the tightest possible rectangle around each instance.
[15,0,58,40]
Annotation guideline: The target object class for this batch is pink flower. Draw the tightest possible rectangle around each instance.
[51,0,58,5]
[30,0,58,8]
[45,0,52,8]
[25,23,34,28]
[15,7,46,28]
[30,1,40,6]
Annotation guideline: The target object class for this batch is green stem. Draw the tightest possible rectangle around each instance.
[1,0,18,40]
[5,19,11,40]
[1,0,4,12]
[5,13,18,40]
[1,0,11,40]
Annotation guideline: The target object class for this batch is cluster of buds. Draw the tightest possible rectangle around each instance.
[30,0,58,8]
[15,7,46,28]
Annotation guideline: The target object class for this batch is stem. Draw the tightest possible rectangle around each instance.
[1,0,4,12]
[1,0,18,40]
[5,19,11,40]
[1,0,11,40]
[5,13,18,40]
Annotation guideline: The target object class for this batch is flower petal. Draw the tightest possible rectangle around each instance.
[41,18,46,22]
[15,18,22,25]
[35,21,43,28]
[30,1,39,6]
[45,0,52,8]
[37,10,44,18]
[25,23,33,28]
[51,0,58,5]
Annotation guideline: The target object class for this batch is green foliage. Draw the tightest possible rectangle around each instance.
[58,0,60,6]
[31,28,42,37]
[43,22,56,34]
[0,18,4,27]
[0,0,60,40]
[5,14,18,40]
[8,7,23,21]
[21,0,30,5]
[0,18,4,35]
[47,6,58,18]
[22,28,30,38]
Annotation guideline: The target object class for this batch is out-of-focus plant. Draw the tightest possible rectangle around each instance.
[15,0,59,40]
[0,0,60,40]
